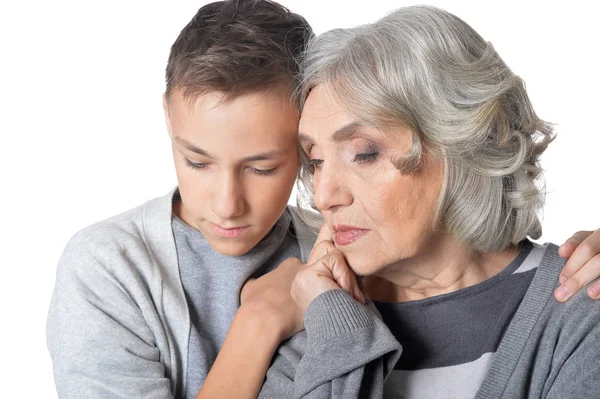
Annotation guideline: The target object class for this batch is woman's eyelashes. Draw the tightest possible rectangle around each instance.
[306,158,323,174]
[183,158,277,176]
[303,142,380,174]
[353,151,379,163]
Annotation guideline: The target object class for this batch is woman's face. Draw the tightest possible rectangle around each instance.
[299,85,444,275]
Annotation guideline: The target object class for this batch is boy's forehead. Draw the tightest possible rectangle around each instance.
[168,88,297,115]
[167,89,300,149]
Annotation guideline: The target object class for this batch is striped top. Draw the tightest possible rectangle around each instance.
[377,241,544,398]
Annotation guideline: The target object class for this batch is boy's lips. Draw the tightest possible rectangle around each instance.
[209,223,250,238]
[332,224,370,246]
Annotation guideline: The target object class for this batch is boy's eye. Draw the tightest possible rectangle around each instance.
[251,167,277,176]
[184,158,208,169]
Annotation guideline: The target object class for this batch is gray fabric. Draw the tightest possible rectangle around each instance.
[263,243,600,399]
[46,189,316,398]
[259,289,403,399]
[379,241,538,398]
[376,241,535,372]
[475,244,600,398]
[173,211,301,398]
[384,353,495,398]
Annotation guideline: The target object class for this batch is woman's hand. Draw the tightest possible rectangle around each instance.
[240,257,305,342]
[555,229,600,301]
[291,225,365,313]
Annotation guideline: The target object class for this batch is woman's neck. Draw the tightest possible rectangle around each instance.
[363,233,519,302]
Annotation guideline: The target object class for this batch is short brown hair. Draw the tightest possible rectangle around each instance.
[165,0,313,102]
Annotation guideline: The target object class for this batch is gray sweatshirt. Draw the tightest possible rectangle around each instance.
[46,190,400,398]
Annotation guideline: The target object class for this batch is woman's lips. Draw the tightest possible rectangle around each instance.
[333,225,370,246]
[210,223,250,238]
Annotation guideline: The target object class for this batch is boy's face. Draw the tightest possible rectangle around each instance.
[165,89,300,256]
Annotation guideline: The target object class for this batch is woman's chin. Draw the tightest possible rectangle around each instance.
[342,252,384,277]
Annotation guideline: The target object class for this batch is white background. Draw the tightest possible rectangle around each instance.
[1,0,598,396]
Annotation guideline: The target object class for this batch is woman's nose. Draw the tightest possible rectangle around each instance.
[313,161,353,212]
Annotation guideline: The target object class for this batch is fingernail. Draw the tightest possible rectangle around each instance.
[559,275,566,285]
[590,285,600,298]
[556,286,570,301]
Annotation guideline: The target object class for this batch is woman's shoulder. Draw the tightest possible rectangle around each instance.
[529,242,600,335]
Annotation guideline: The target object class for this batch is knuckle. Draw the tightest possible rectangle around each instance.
[566,274,584,290]
[578,244,599,261]
[295,268,312,283]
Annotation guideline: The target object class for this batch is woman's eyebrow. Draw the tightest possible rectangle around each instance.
[332,121,366,142]
[298,133,314,145]
[299,121,366,145]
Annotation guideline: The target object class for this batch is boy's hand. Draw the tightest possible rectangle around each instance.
[240,257,305,342]
[556,229,600,301]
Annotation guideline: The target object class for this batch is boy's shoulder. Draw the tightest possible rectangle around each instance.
[60,189,176,275]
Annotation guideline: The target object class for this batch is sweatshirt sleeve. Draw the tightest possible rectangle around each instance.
[46,234,174,399]
[258,289,402,399]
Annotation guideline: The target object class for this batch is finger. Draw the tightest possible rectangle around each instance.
[558,230,594,260]
[322,251,365,304]
[307,237,336,264]
[315,223,333,243]
[588,279,600,300]
[555,253,600,302]
[558,230,600,283]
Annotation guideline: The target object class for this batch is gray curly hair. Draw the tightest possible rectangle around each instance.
[296,5,554,252]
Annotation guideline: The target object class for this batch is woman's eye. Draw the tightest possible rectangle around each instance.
[353,152,379,163]
[184,158,208,169]
[306,159,323,174]
[252,168,277,176]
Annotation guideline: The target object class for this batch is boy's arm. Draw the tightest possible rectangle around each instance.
[196,257,306,399]
[259,289,402,398]
[47,246,174,398]
[194,305,282,399]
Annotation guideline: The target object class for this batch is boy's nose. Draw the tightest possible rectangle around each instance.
[212,175,245,220]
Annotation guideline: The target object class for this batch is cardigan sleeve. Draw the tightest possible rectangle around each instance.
[258,289,402,399]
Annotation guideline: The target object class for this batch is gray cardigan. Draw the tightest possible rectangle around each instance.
[261,244,600,398]
[475,244,600,398]
[46,190,400,398]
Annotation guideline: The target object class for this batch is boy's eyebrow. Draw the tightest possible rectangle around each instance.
[242,151,285,162]
[175,136,213,158]
[175,136,286,161]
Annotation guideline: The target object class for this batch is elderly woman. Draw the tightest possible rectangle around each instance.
[258,5,600,398]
